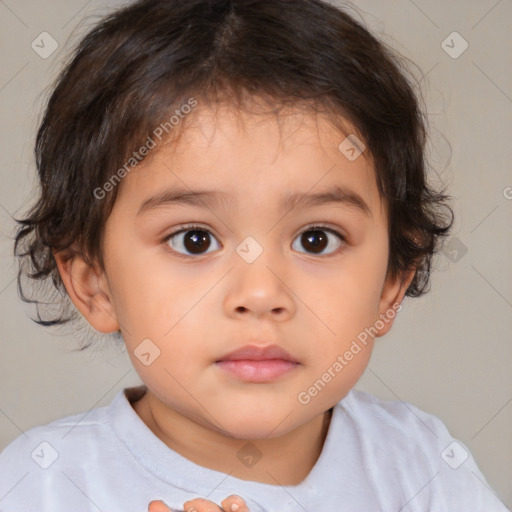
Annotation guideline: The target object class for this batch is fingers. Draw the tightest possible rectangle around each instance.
[183,497,223,512]
[149,495,250,512]
[220,494,250,512]
[148,500,172,512]
[183,495,249,512]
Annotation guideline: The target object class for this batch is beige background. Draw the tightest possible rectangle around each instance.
[0,0,511,507]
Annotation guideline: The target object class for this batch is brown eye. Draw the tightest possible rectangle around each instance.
[292,227,344,256]
[183,230,211,254]
[301,230,328,253]
[166,227,220,255]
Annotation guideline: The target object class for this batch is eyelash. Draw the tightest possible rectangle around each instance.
[162,223,347,258]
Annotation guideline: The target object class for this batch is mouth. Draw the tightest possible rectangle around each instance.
[215,344,300,383]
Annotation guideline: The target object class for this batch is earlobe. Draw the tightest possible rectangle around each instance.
[374,268,416,338]
[53,247,120,333]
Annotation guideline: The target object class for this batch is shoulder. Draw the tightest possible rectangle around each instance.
[332,389,509,510]
[337,388,465,463]
[340,388,451,438]
[0,386,148,471]
[0,386,155,510]
[0,400,111,464]
[0,395,118,503]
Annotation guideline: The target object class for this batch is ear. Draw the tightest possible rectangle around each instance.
[374,267,416,338]
[53,245,120,333]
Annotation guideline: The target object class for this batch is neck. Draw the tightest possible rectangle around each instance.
[132,389,333,485]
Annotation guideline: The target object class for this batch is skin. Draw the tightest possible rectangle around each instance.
[149,494,249,512]
[54,101,414,510]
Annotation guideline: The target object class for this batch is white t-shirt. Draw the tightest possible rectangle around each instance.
[0,385,508,511]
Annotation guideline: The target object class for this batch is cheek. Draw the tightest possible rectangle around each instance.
[124,317,204,402]
[104,236,179,333]
[318,256,386,336]
[299,248,387,396]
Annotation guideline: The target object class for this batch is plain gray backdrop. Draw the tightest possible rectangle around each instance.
[0,0,511,507]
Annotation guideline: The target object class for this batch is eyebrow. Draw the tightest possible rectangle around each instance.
[136,185,371,217]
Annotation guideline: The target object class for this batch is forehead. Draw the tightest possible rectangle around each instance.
[114,102,386,222]
[164,102,367,170]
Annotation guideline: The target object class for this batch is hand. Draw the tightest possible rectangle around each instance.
[148,494,250,512]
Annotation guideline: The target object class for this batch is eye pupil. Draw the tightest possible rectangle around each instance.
[302,230,328,253]
[184,230,211,254]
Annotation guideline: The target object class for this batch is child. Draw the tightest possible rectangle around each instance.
[0,0,508,510]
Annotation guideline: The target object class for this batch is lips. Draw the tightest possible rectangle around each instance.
[216,344,299,363]
[215,344,300,382]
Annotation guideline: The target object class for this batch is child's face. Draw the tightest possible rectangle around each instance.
[84,103,409,438]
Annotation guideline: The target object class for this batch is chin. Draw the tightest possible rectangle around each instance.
[213,407,302,440]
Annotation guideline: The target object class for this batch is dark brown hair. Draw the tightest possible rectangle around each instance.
[14,0,453,338]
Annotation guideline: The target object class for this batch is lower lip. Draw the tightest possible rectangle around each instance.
[215,359,299,382]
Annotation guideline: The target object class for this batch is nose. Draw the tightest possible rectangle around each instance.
[223,247,296,322]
